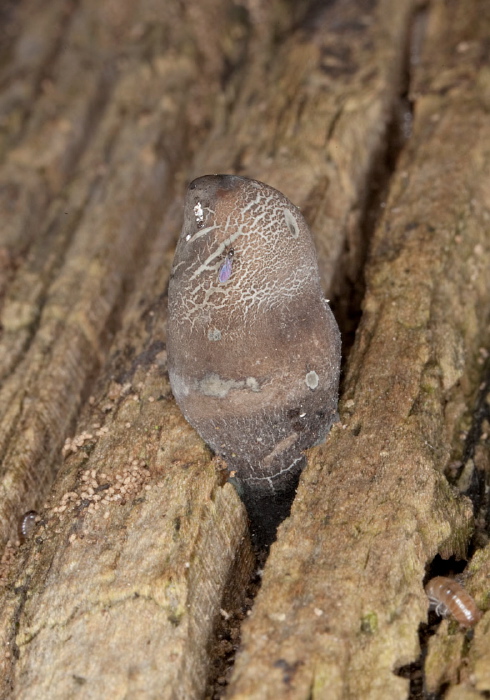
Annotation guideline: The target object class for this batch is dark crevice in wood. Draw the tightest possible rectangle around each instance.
[0,0,21,70]
[330,75,413,377]
[0,90,117,386]
[424,554,468,582]
[204,552,262,700]
[448,356,490,549]
[395,629,437,700]
[218,4,253,92]
[295,0,374,35]
[0,0,81,154]
[325,3,422,379]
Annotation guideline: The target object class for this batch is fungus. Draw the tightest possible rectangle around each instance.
[167,175,341,544]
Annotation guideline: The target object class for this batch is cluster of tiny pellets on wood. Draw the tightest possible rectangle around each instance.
[45,461,152,542]
[0,380,167,584]
[62,426,109,456]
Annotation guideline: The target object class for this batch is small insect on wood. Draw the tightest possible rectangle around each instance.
[425,576,482,628]
[218,248,234,284]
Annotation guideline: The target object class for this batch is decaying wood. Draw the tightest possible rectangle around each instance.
[1,0,490,698]
[0,0,247,550]
[227,2,490,698]
[2,393,253,699]
[0,1,258,697]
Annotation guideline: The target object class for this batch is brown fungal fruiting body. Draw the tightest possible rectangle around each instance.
[167,175,341,539]
[425,576,482,628]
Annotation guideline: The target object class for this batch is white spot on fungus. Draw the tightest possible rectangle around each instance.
[305,371,319,390]
[283,208,300,238]
[245,377,260,392]
[194,202,204,223]
[207,328,222,341]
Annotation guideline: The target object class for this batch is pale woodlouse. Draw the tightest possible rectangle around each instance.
[425,576,482,628]
[18,510,38,544]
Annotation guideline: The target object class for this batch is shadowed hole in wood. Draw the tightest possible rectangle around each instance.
[204,560,264,699]
[446,355,490,550]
